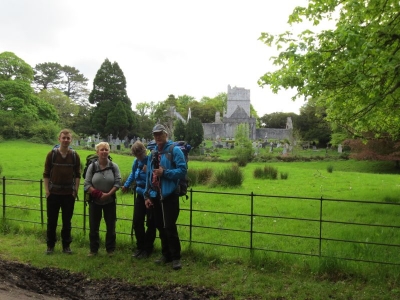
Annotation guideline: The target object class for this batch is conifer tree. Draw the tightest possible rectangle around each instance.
[89,58,136,138]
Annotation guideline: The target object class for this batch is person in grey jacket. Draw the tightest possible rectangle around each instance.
[144,124,187,270]
[84,142,121,256]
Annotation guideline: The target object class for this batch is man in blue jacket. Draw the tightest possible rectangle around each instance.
[144,124,187,270]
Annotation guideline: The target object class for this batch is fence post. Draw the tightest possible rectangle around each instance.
[39,179,44,227]
[2,176,5,220]
[250,192,254,251]
[319,196,323,258]
[189,188,193,244]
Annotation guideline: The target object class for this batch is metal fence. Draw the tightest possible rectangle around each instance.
[2,176,400,266]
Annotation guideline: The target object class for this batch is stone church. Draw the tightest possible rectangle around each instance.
[202,85,293,141]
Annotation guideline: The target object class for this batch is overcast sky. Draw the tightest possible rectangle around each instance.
[1,0,312,117]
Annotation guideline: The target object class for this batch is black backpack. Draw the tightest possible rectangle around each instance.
[82,153,115,179]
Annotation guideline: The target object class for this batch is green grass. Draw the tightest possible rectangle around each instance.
[1,140,400,299]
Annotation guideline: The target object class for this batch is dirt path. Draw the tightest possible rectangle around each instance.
[0,259,230,300]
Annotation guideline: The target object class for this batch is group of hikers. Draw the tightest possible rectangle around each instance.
[42,125,187,270]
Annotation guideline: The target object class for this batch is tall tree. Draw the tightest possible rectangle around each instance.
[234,123,253,166]
[89,58,131,106]
[296,101,332,146]
[61,65,89,104]
[258,0,400,140]
[174,119,186,141]
[89,58,135,137]
[33,62,63,91]
[260,112,299,128]
[185,117,204,149]
[37,89,79,129]
[0,51,33,82]
[106,101,129,137]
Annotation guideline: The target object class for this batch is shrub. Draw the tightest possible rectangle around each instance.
[263,166,278,179]
[253,165,278,180]
[197,167,213,185]
[187,168,199,186]
[253,167,264,179]
[280,172,289,180]
[211,164,243,187]
[383,196,400,203]
[327,165,334,173]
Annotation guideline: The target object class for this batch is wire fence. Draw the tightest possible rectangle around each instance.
[2,176,400,266]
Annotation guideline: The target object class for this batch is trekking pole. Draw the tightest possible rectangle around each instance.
[159,178,166,228]
[130,187,136,238]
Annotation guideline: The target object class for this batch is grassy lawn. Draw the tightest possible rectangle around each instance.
[1,140,400,299]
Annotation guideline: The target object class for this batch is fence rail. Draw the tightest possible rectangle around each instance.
[2,176,400,266]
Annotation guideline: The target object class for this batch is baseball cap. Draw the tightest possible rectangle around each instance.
[152,124,167,134]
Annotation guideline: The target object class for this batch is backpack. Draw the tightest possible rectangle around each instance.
[82,153,115,179]
[50,145,77,189]
[150,141,191,198]
[51,144,76,166]
[82,153,115,204]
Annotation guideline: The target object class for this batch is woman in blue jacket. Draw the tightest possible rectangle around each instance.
[122,141,156,258]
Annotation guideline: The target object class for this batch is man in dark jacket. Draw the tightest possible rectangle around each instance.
[144,124,187,270]
[43,129,81,255]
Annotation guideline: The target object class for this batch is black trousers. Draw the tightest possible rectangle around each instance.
[89,201,116,253]
[152,193,181,260]
[134,194,156,252]
[46,194,75,248]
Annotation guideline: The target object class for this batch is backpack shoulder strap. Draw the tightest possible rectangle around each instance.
[165,144,175,162]
[109,161,116,177]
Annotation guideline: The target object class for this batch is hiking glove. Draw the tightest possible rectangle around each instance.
[91,189,103,199]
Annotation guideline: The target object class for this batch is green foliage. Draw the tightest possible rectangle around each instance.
[258,0,400,140]
[89,59,131,106]
[61,65,89,103]
[327,165,334,173]
[253,165,278,179]
[280,172,289,179]
[33,62,63,90]
[173,119,186,141]
[383,196,400,204]
[211,164,243,187]
[234,123,253,166]
[187,168,198,186]
[0,51,34,82]
[197,167,214,185]
[188,167,214,186]
[185,117,204,149]
[297,101,332,147]
[89,59,136,138]
[37,89,79,129]
[260,112,298,129]
[27,121,60,144]
[106,101,129,138]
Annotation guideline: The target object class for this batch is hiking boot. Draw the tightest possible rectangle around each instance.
[137,251,149,259]
[132,249,142,258]
[172,259,182,270]
[155,255,172,265]
[62,247,72,254]
[87,252,98,257]
[46,247,54,255]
